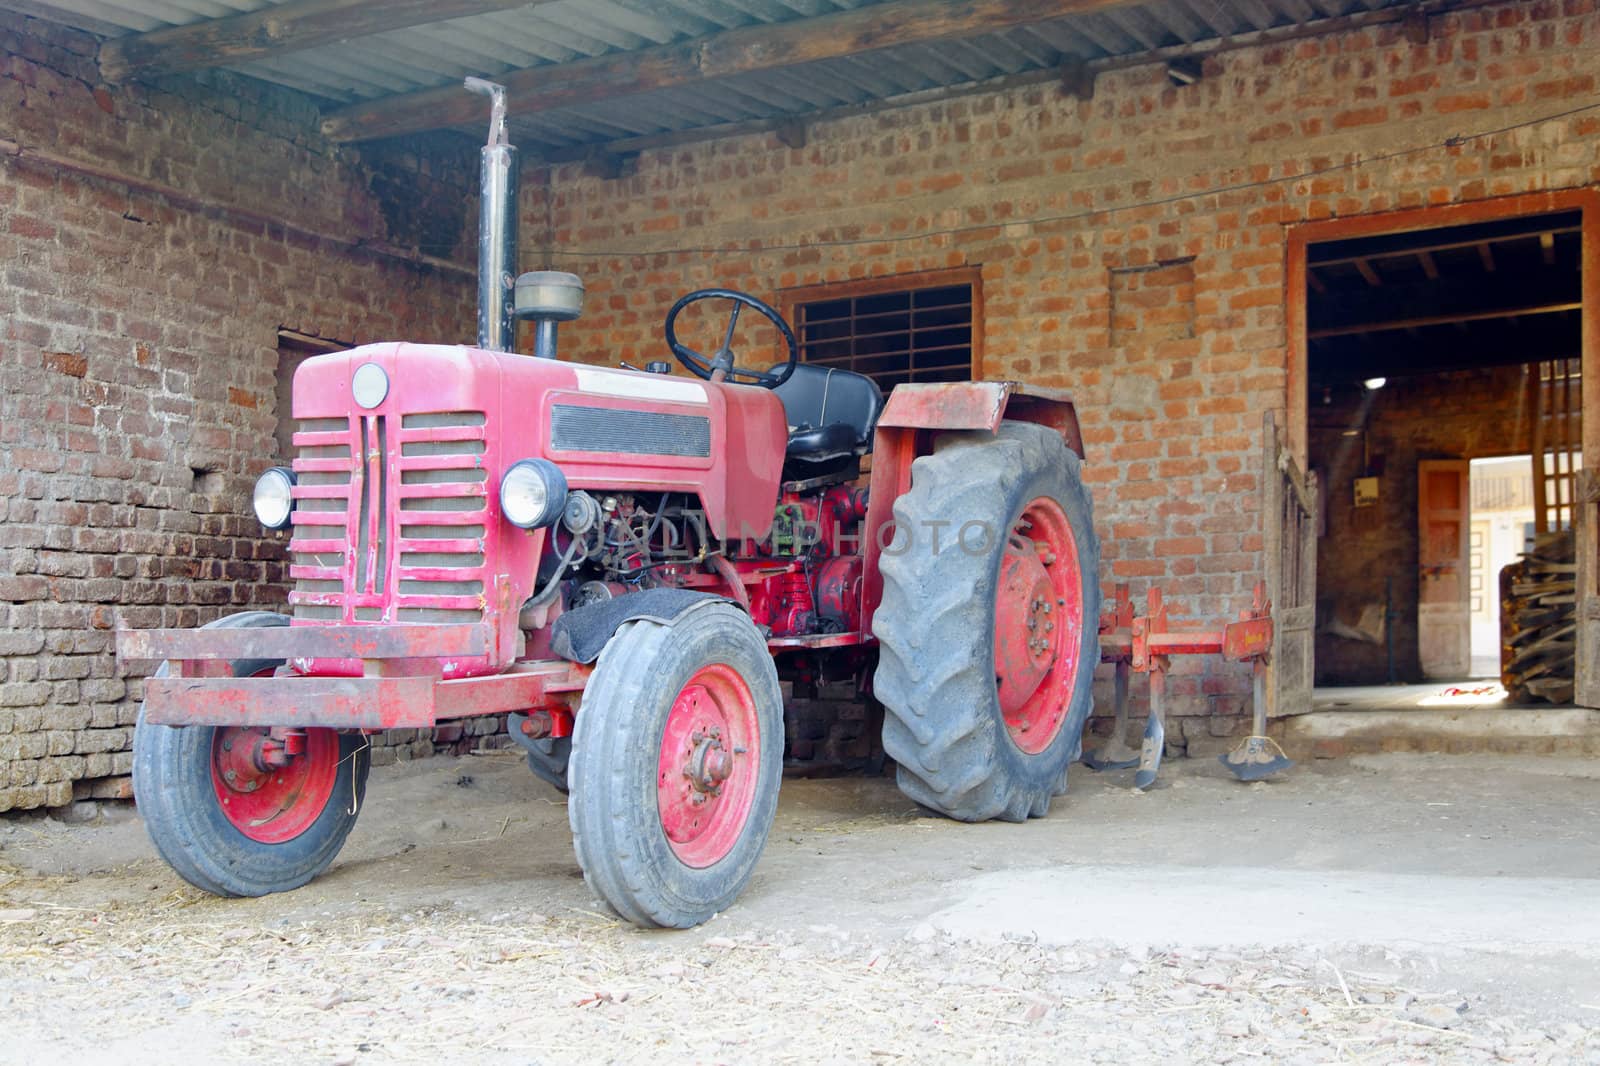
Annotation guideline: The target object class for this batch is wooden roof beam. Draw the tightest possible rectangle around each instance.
[1306,223,1580,271]
[322,0,1136,143]
[99,0,559,84]
[1307,300,1581,340]
[1354,257,1382,287]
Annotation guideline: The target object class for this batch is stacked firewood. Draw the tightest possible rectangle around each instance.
[1500,530,1576,704]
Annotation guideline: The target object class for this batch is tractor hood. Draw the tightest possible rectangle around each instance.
[291,343,787,541]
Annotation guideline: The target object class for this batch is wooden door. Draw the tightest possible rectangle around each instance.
[1418,460,1471,679]
[1263,411,1318,716]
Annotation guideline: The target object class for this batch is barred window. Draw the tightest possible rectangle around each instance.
[782,268,980,390]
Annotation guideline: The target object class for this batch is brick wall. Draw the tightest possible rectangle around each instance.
[545,0,1600,733]
[1312,365,1536,685]
[0,12,480,810]
[4,2,1598,808]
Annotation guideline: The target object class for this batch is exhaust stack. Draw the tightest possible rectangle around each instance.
[466,77,517,352]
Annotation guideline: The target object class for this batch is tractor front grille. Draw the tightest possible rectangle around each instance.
[289,417,352,622]
[288,411,488,626]
[395,411,488,624]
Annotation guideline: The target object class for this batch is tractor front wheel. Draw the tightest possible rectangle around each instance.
[133,612,370,897]
[873,421,1101,822]
[568,603,783,928]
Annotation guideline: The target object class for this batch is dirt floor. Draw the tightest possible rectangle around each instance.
[3,751,1599,1065]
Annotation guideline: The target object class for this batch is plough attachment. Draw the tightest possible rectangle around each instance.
[1084,583,1288,789]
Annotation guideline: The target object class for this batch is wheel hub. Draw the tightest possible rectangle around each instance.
[991,498,1085,755]
[994,545,1057,714]
[210,726,340,844]
[686,730,733,796]
[656,666,761,868]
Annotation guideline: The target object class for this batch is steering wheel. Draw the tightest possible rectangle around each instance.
[664,288,800,389]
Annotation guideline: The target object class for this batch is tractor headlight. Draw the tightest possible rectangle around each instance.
[499,459,567,529]
[252,467,296,530]
[351,362,389,409]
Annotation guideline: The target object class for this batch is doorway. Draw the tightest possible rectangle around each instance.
[1468,455,1536,678]
[1284,191,1597,720]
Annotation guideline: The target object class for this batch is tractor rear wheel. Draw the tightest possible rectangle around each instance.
[568,603,783,928]
[133,612,370,897]
[873,421,1101,822]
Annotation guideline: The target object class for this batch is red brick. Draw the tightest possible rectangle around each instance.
[41,350,88,377]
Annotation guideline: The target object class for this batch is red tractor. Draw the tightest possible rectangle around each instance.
[117,81,1101,928]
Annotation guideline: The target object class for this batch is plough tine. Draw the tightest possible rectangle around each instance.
[1219,660,1294,782]
[1083,659,1140,770]
[1133,664,1166,791]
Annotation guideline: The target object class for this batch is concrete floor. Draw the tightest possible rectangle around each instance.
[1285,684,1600,757]
[2,750,1599,1061]
[6,750,1600,971]
[1313,682,1530,714]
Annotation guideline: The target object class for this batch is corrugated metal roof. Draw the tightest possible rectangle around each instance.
[17,0,1417,149]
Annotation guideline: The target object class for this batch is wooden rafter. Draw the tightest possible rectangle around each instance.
[1477,241,1497,272]
[321,0,1136,142]
[1306,300,1581,340]
[1353,257,1381,286]
[1306,223,1580,271]
[98,0,560,84]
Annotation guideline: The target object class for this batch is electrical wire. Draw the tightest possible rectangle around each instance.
[524,532,585,609]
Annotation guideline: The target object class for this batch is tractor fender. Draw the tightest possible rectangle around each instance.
[550,589,734,664]
[873,381,1085,459]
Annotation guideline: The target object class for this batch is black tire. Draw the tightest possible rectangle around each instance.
[133,612,370,897]
[568,603,783,928]
[872,421,1101,822]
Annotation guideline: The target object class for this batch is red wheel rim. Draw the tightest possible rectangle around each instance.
[210,726,341,844]
[656,664,761,869]
[993,495,1085,755]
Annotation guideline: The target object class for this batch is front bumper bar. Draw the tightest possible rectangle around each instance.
[117,624,587,729]
[117,623,490,664]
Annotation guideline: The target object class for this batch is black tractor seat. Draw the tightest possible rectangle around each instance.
[770,363,884,464]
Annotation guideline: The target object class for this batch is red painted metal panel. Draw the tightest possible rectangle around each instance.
[1146,632,1226,657]
[143,675,437,729]
[876,381,1009,432]
[434,662,589,718]
[116,624,490,664]
[875,380,1085,458]
[861,425,918,630]
[1222,617,1275,663]
[141,658,592,729]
